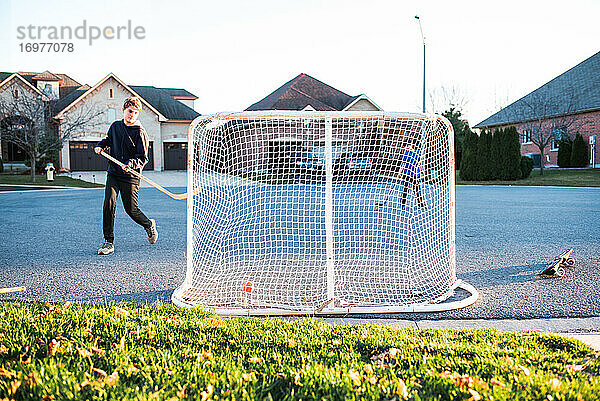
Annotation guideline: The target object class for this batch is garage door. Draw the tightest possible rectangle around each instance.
[164,142,187,170]
[69,141,154,171]
[69,142,107,171]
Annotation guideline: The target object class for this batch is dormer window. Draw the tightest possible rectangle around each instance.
[109,88,114,99]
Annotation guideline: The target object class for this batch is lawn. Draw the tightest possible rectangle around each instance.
[0,174,103,188]
[456,168,600,187]
[1,302,598,400]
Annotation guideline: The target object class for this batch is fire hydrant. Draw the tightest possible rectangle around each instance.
[45,163,55,182]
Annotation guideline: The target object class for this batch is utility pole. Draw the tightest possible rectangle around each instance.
[415,15,426,113]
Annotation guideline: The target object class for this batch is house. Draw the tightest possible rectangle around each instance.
[474,51,600,168]
[0,71,71,166]
[246,73,382,112]
[0,71,200,171]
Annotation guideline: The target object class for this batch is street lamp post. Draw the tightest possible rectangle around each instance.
[415,15,426,114]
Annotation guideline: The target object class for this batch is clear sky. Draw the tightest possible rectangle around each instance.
[1,0,599,126]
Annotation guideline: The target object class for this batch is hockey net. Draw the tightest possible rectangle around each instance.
[172,111,478,315]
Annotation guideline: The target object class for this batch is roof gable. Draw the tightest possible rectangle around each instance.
[246,73,358,111]
[54,73,167,121]
[0,73,48,100]
[33,71,62,81]
[475,50,600,128]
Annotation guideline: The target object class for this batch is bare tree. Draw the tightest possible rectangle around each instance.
[497,87,584,175]
[427,85,470,115]
[0,91,103,182]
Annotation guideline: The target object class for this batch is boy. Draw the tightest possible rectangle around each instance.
[94,96,158,255]
[400,133,426,208]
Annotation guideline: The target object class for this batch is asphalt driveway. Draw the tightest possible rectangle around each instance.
[1,184,599,320]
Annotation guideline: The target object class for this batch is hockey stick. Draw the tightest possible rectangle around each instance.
[100,151,188,200]
[0,286,25,294]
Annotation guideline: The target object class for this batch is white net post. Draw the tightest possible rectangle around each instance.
[173,111,477,315]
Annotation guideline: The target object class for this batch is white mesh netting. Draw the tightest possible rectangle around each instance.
[172,111,477,315]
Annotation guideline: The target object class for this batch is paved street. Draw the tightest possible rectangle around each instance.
[1,184,599,322]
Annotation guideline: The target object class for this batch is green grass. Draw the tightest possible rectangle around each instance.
[456,168,600,187]
[0,174,103,188]
[1,302,598,400]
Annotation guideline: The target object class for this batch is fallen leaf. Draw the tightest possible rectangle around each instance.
[248,356,261,363]
[105,371,119,386]
[241,372,255,382]
[389,348,399,358]
[396,378,408,399]
[490,378,506,388]
[518,365,530,376]
[200,383,213,401]
[198,351,212,360]
[92,368,107,378]
[76,347,93,358]
[26,372,41,386]
[126,365,139,375]
[348,370,361,386]
[42,395,54,401]
[63,301,72,308]
[48,339,59,356]
[114,307,129,316]
[89,346,105,355]
[468,388,481,401]
[10,380,22,394]
[566,364,585,372]
[549,378,560,391]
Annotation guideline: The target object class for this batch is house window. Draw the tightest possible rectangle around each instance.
[109,88,114,99]
[522,129,532,144]
[550,127,566,151]
[106,108,117,123]
[13,88,19,99]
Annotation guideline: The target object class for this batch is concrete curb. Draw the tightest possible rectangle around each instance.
[314,316,600,351]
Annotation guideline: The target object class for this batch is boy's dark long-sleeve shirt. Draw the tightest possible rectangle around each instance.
[96,120,149,184]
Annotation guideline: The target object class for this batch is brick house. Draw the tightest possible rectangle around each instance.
[474,51,600,168]
[215,73,389,174]
[0,71,199,171]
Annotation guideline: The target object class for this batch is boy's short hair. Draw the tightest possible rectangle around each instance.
[123,96,142,111]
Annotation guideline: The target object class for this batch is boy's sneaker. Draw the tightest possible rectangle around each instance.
[146,219,158,244]
[98,242,114,255]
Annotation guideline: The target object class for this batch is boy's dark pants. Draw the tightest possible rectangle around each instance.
[103,174,151,243]
[400,175,425,207]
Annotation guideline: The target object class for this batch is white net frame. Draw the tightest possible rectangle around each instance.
[172,111,478,315]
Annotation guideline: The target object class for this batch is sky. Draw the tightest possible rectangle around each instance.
[1,0,599,126]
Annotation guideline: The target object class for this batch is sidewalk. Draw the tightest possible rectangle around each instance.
[63,171,187,188]
[317,317,600,351]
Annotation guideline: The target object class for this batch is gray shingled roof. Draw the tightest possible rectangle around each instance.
[160,87,197,98]
[130,85,200,120]
[52,84,91,115]
[475,50,600,128]
[0,72,12,83]
[246,73,359,111]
